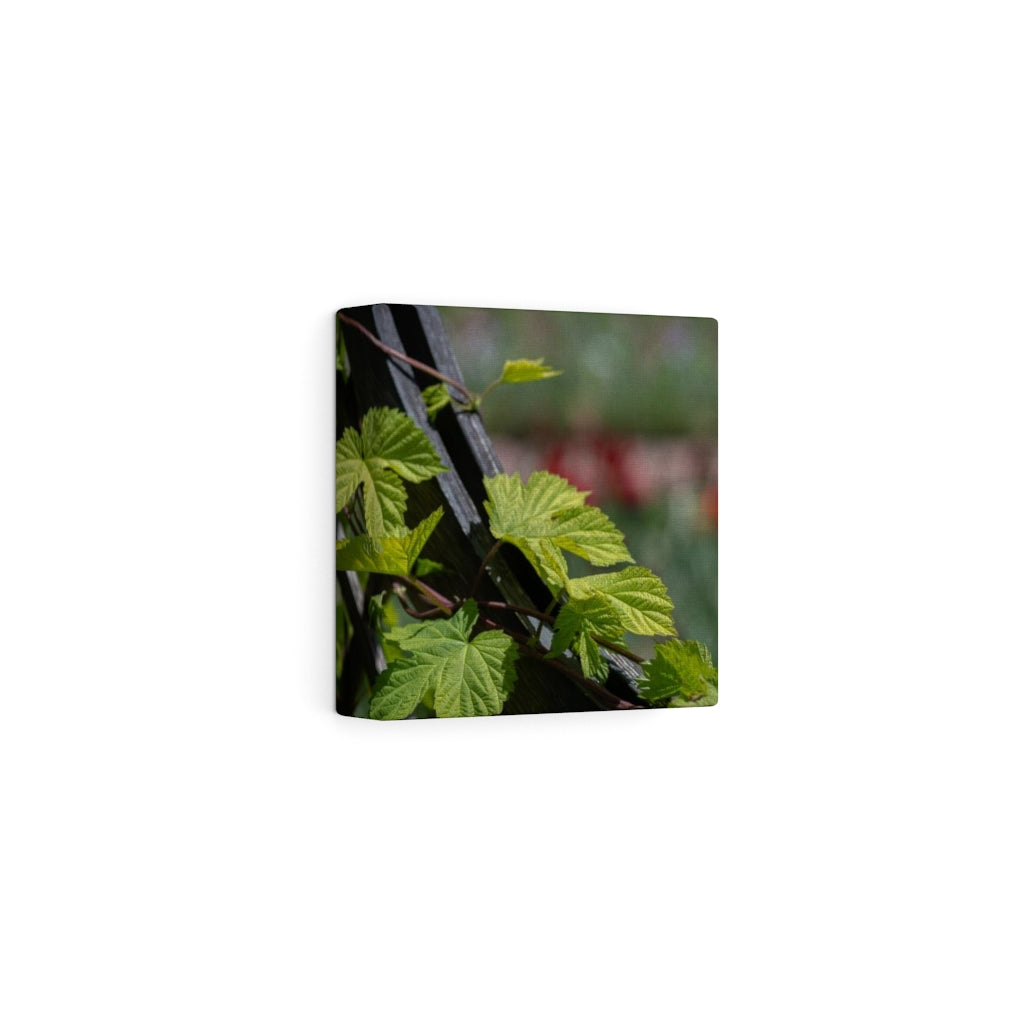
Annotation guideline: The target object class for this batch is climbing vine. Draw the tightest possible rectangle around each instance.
[336,317,717,718]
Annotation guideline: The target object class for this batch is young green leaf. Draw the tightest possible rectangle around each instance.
[370,599,519,719]
[638,639,718,707]
[421,383,452,421]
[483,471,632,591]
[500,358,562,384]
[413,557,447,578]
[335,426,367,511]
[336,507,443,575]
[335,407,446,535]
[566,566,676,637]
[360,406,447,482]
[549,594,624,683]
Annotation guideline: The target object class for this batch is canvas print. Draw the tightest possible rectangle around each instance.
[336,304,717,719]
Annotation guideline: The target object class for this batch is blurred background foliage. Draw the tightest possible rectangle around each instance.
[438,306,718,662]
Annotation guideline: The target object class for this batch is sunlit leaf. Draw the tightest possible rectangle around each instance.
[549,594,624,682]
[421,383,452,421]
[337,508,443,574]
[359,406,446,483]
[566,566,676,637]
[483,471,632,591]
[500,358,562,384]
[370,600,519,719]
[638,639,718,707]
[336,407,446,535]
[414,557,447,577]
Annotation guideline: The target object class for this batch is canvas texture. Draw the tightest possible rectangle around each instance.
[336,304,717,719]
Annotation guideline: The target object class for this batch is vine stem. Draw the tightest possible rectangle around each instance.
[474,375,503,407]
[393,586,449,620]
[399,575,454,614]
[469,539,504,599]
[337,311,474,403]
[477,600,555,625]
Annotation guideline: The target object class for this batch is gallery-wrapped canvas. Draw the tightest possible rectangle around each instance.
[336,304,717,719]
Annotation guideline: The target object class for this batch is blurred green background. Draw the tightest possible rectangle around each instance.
[438,306,718,662]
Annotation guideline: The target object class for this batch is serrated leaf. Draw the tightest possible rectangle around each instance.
[361,406,445,483]
[549,594,624,683]
[336,508,443,574]
[483,472,632,591]
[335,427,366,513]
[566,566,676,636]
[638,639,718,707]
[360,463,408,537]
[500,358,562,384]
[335,407,446,535]
[370,600,519,719]
[421,383,452,421]
[337,425,408,533]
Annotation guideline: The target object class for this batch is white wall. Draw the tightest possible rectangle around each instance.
[3,3,1021,1021]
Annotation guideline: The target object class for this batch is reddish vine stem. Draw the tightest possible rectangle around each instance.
[477,600,556,624]
[399,575,454,614]
[393,587,448,620]
[337,311,474,403]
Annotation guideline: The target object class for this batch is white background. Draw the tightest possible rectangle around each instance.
[2,2,1021,1021]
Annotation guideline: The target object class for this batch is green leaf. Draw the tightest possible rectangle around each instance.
[638,639,718,707]
[337,424,407,533]
[335,426,367,513]
[360,463,409,537]
[421,383,452,421]
[500,358,562,384]
[549,594,624,683]
[370,600,519,719]
[566,566,676,637]
[413,557,446,578]
[337,507,443,574]
[336,407,446,535]
[367,592,396,629]
[483,471,632,591]
[360,406,447,483]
